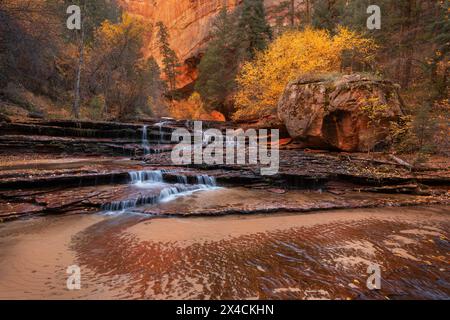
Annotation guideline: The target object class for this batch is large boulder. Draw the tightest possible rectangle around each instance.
[277,74,405,152]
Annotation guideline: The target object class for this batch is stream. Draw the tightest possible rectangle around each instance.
[0,197,448,299]
[0,123,448,300]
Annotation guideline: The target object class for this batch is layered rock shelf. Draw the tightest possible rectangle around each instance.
[0,118,448,222]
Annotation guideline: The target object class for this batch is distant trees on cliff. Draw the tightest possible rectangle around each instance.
[195,0,273,118]
[62,0,122,118]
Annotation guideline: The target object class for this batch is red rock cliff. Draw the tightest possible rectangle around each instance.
[120,0,292,90]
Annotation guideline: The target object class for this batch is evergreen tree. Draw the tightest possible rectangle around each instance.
[156,21,180,95]
[312,0,448,93]
[146,57,168,116]
[238,0,272,60]
[311,0,347,32]
[195,7,241,117]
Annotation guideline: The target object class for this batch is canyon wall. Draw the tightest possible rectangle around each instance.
[120,0,293,89]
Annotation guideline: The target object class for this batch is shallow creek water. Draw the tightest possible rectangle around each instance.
[0,194,448,299]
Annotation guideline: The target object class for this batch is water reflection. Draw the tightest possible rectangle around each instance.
[0,206,449,299]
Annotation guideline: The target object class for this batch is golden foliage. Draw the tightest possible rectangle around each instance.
[95,13,151,47]
[233,27,377,120]
[170,92,224,121]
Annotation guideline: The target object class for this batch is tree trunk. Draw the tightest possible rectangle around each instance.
[103,66,111,115]
[306,0,311,25]
[402,53,413,88]
[290,0,295,27]
[401,0,416,89]
[73,22,85,119]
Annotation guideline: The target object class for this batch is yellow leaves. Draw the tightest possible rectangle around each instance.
[95,13,152,48]
[233,27,377,120]
[333,26,377,56]
[170,92,219,121]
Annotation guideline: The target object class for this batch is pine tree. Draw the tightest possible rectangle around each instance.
[238,0,272,60]
[146,57,168,116]
[311,0,347,32]
[195,7,240,117]
[156,21,180,95]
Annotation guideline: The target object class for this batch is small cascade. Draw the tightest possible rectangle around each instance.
[128,170,217,187]
[142,125,150,155]
[176,175,188,184]
[102,170,219,212]
[197,175,217,187]
[154,121,168,146]
[129,170,165,184]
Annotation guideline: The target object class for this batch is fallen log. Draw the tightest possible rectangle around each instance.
[389,154,413,170]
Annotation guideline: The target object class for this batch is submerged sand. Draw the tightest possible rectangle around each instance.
[0,206,448,300]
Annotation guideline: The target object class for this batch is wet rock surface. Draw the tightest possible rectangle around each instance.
[0,117,448,300]
[0,117,448,221]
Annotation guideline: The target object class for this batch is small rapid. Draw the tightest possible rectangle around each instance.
[102,170,219,213]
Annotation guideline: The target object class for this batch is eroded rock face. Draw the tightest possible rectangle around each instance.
[277,74,405,152]
[121,0,289,89]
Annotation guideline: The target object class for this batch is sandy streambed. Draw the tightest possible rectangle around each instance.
[0,205,448,300]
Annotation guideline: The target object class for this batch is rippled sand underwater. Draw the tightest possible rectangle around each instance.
[0,205,449,300]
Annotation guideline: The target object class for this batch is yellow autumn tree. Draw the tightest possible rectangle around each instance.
[233,27,377,120]
[87,13,154,118]
[170,92,217,120]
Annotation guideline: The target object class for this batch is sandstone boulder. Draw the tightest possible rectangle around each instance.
[277,74,405,152]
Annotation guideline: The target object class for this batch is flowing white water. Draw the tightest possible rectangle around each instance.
[142,125,150,155]
[197,175,216,187]
[102,170,219,212]
[129,170,165,184]
[102,184,209,212]
[154,121,168,146]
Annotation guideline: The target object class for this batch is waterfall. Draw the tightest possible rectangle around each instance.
[176,175,188,184]
[158,123,162,145]
[142,125,150,155]
[197,175,216,187]
[102,184,211,212]
[154,121,167,146]
[129,170,165,184]
[102,171,218,212]
[128,170,217,187]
